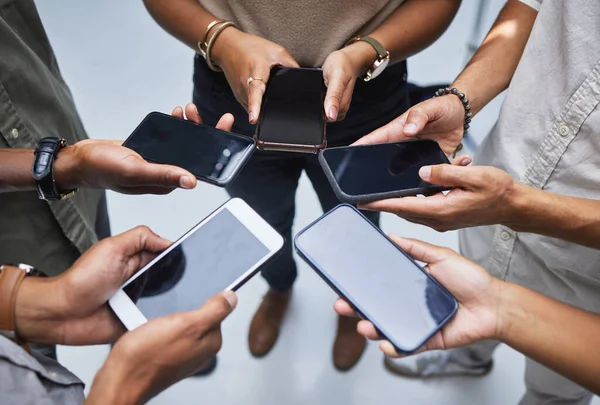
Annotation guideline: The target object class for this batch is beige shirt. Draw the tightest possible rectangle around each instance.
[461,0,600,313]
[198,0,405,67]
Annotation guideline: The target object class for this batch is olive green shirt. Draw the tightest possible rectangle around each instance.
[0,0,102,276]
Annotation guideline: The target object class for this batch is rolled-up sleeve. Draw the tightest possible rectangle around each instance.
[519,0,542,11]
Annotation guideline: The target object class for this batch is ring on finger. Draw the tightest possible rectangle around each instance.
[247,76,266,86]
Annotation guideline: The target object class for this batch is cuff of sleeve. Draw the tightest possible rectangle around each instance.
[518,0,542,11]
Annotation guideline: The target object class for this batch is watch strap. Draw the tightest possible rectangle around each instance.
[32,137,77,201]
[0,266,28,349]
[356,37,388,59]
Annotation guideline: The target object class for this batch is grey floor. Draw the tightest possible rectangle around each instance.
[35,1,599,404]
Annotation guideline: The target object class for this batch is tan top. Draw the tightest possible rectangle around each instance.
[199,0,406,67]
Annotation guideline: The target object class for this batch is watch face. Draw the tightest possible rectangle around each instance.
[370,58,390,81]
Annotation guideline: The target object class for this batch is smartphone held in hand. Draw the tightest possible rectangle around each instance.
[294,204,457,354]
[109,198,284,331]
[255,66,326,153]
[123,112,255,187]
[319,139,451,203]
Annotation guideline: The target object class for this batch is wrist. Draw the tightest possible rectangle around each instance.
[341,41,378,77]
[210,26,243,67]
[493,280,523,343]
[53,144,83,190]
[14,277,64,344]
[501,181,531,231]
[450,80,482,117]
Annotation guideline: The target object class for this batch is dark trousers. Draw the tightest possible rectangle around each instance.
[193,56,410,291]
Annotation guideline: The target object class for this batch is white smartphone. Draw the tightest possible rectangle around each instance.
[109,198,284,330]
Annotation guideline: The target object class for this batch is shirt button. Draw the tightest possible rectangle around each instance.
[558,124,570,137]
[501,231,511,241]
[11,128,19,139]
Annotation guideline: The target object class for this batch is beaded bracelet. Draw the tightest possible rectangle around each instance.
[434,87,472,157]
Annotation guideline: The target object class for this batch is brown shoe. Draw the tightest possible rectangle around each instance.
[248,288,292,357]
[333,315,366,371]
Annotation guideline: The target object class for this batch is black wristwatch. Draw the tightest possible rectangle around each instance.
[32,137,78,201]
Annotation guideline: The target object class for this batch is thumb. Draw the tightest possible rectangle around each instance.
[129,161,197,190]
[192,291,237,330]
[419,164,483,189]
[402,107,431,135]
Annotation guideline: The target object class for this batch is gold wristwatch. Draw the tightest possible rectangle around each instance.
[346,36,390,82]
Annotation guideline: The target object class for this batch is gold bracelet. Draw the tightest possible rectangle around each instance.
[205,21,237,72]
[197,19,222,57]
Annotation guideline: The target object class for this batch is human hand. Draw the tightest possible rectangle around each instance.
[321,41,378,121]
[354,95,465,155]
[210,29,299,124]
[87,292,236,405]
[334,236,504,357]
[360,164,518,232]
[55,103,234,194]
[15,226,171,346]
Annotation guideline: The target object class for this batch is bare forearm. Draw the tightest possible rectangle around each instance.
[498,282,600,395]
[0,147,80,193]
[505,183,600,249]
[451,0,538,115]
[142,0,218,50]
[371,0,461,63]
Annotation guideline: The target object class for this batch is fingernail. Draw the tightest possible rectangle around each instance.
[404,123,417,133]
[419,166,431,181]
[461,157,472,166]
[328,106,338,121]
[179,176,194,189]
[248,112,254,123]
[223,291,238,309]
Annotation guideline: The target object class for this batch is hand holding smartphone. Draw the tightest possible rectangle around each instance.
[123,112,255,187]
[109,198,284,330]
[319,140,452,203]
[294,204,457,353]
[255,66,326,153]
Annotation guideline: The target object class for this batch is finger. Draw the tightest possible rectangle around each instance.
[451,155,472,166]
[184,103,203,124]
[419,164,484,189]
[352,114,408,146]
[401,106,432,136]
[109,226,172,263]
[379,341,403,358]
[247,66,271,124]
[215,113,235,132]
[171,106,184,119]
[334,299,357,317]
[357,320,383,340]
[388,235,453,264]
[191,291,238,332]
[125,161,197,190]
[323,68,350,121]
[337,80,355,121]
[360,195,445,218]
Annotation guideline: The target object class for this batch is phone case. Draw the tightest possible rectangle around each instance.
[318,140,452,204]
[255,67,326,154]
[123,111,256,187]
[293,204,458,354]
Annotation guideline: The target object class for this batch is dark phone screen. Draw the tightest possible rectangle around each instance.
[295,205,457,352]
[258,68,325,145]
[123,208,269,320]
[323,140,450,196]
[123,112,254,183]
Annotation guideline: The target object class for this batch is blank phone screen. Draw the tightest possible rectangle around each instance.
[123,112,254,183]
[123,208,269,320]
[258,68,325,145]
[295,205,456,352]
[322,141,450,195]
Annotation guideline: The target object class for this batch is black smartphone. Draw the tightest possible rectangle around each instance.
[123,112,256,187]
[318,139,451,204]
[294,204,458,354]
[255,66,326,153]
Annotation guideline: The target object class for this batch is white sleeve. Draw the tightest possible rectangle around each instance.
[519,0,542,11]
